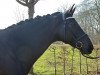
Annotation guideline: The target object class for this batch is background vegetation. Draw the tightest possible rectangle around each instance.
[33,44,100,75]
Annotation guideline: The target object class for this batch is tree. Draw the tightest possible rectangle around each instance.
[75,0,100,44]
[16,0,40,19]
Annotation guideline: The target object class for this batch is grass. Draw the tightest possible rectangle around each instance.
[33,44,100,75]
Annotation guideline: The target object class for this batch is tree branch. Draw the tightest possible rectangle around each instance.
[34,0,39,5]
[16,0,27,6]
[28,0,39,5]
[25,0,28,4]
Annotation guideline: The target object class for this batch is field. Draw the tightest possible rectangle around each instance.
[33,44,100,75]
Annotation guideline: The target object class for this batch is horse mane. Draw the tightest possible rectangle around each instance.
[6,12,61,30]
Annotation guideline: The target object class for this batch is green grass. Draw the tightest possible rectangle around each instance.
[33,44,100,75]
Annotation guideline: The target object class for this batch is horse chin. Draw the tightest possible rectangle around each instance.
[79,47,100,59]
[81,50,100,59]
[80,48,92,55]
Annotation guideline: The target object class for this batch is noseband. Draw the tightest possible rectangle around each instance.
[64,16,100,59]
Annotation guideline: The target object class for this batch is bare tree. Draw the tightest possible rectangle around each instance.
[75,1,100,74]
[75,0,100,45]
[16,0,40,19]
[14,6,26,22]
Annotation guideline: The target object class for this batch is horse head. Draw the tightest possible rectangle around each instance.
[57,4,93,55]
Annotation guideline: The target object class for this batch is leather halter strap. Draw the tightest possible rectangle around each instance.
[64,16,86,49]
[66,17,75,20]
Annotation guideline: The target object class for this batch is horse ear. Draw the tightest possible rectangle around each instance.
[71,5,76,15]
[65,4,76,17]
[69,4,75,13]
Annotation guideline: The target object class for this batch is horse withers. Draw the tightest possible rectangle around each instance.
[0,5,93,75]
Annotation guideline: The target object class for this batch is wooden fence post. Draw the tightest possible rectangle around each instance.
[79,51,82,74]
[71,48,74,74]
[61,46,66,75]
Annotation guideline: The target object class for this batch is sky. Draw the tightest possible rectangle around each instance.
[0,0,82,29]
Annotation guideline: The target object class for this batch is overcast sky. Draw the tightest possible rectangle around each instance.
[0,0,82,29]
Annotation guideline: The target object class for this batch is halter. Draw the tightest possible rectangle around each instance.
[64,16,100,59]
[65,17,86,49]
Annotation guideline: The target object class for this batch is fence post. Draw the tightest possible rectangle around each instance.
[50,46,57,75]
[71,48,74,74]
[79,51,82,74]
[61,46,66,75]
[53,47,57,75]
[86,57,88,74]
[96,48,99,73]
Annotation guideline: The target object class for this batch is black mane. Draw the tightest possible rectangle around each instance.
[6,12,61,30]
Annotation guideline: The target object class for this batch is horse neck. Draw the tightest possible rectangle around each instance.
[11,22,58,74]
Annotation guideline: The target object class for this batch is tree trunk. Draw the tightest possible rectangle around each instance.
[28,6,34,19]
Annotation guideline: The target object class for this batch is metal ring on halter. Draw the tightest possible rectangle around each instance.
[76,41,83,48]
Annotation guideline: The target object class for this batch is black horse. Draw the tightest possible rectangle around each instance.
[0,5,93,75]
